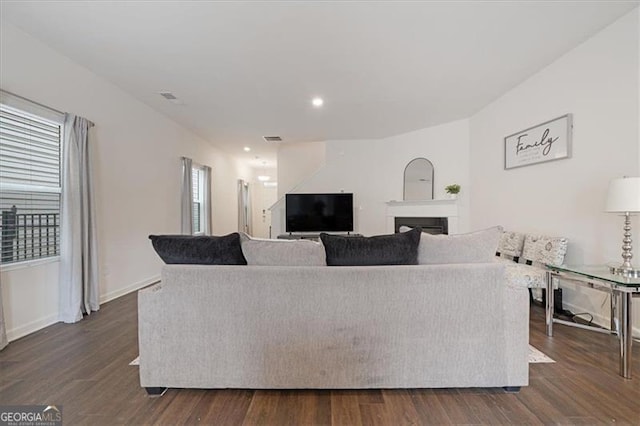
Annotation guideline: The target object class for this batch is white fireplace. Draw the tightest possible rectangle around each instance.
[385,199,459,234]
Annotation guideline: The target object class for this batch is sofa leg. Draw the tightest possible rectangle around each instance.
[145,387,167,397]
[503,386,521,393]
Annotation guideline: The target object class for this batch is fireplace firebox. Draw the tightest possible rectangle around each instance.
[394,217,448,235]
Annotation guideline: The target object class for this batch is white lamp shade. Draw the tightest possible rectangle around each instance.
[605,177,640,212]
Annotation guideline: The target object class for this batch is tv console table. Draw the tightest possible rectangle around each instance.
[277,233,363,241]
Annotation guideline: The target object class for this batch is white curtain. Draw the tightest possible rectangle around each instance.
[237,179,252,235]
[180,157,193,234]
[202,165,212,235]
[0,282,7,350]
[59,114,99,323]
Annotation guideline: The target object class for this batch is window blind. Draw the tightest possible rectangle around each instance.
[192,167,202,234]
[0,103,62,264]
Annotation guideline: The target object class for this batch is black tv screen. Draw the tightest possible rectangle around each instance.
[286,193,354,233]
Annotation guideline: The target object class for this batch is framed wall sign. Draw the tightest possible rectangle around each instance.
[504,114,572,170]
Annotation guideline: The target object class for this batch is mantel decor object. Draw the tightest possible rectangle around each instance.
[445,184,460,200]
[605,176,640,278]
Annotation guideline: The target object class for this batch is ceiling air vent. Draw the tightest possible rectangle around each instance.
[159,92,178,100]
[159,91,184,105]
[263,136,282,142]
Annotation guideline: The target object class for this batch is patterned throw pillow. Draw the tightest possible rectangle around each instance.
[497,231,526,258]
[522,235,568,267]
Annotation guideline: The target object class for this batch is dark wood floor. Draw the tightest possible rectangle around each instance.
[1,292,639,426]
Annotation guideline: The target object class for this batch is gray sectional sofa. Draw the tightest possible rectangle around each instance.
[139,227,530,393]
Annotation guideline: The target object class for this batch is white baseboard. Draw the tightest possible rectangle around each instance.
[7,313,59,342]
[99,275,160,304]
[562,300,640,340]
[6,275,160,343]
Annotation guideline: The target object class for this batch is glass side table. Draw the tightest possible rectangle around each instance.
[545,265,640,379]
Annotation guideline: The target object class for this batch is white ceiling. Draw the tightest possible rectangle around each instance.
[1,1,637,168]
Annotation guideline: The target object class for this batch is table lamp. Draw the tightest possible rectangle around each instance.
[605,176,640,278]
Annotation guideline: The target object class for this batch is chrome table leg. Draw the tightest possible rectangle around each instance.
[611,291,618,335]
[546,271,554,336]
[619,292,632,379]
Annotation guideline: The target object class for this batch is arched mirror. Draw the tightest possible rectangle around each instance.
[403,158,434,201]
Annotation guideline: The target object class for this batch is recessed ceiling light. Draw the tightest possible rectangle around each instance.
[243,146,251,152]
[312,97,324,107]
[257,175,271,182]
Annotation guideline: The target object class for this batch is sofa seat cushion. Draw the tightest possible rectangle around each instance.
[418,226,503,265]
[502,262,558,289]
[149,233,247,265]
[320,228,421,266]
[241,239,326,266]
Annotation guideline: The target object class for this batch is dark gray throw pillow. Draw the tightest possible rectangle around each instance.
[320,227,421,266]
[149,233,247,265]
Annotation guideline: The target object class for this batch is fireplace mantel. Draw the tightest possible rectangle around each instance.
[385,199,458,234]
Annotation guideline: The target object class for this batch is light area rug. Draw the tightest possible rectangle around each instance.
[129,345,554,366]
[528,344,555,363]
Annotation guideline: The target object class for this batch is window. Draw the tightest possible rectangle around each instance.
[0,94,64,265]
[192,166,205,235]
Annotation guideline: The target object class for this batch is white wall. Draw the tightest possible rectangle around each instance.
[469,10,639,333]
[0,23,247,340]
[277,141,326,199]
[277,119,471,236]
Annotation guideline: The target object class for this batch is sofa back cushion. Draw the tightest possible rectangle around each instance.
[241,239,326,266]
[418,226,503,264]
[522,235,568,267]
[320,227,421,266]
[149,233,247,265]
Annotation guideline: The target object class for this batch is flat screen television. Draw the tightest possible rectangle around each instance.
[285,193,354,233]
